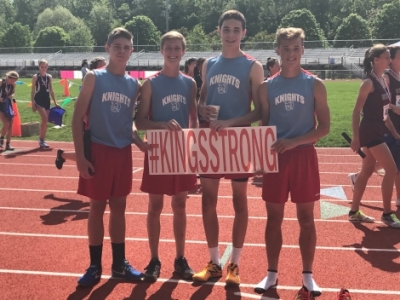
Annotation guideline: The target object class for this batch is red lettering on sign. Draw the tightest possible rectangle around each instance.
[239,129,251,172]
[209,130,219,172]
[175,131,186,173]
[218,130,228,172]
[149,131,159,173]
[170,132,175,172]
[187,131,198,173]
[160,131,171,173]
[252,129,263,171]
[265,127,277,171]
[198,130,209,173]
[228,130,239,172]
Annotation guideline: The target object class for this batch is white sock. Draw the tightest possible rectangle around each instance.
[208,247,220,265]
[230,247,242,265]
[254,271,278,293]
[302,272,321,294]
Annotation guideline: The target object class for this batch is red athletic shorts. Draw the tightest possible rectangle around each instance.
[262,145,320,204]
[140,153,197,196]
[78,142,132,201]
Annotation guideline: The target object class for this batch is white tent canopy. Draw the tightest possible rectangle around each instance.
[389,41,400,46]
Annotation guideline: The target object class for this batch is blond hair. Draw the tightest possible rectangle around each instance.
[38,59,48,66]
[107,27,133,46]
[160,30,186,51]
[276,27,305,46]
[6,71,19,79]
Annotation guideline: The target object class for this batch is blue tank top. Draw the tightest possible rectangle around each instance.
[267,70,316,140]
[205,54,254,121]
[88,68,139,148]
[149,72,193,129]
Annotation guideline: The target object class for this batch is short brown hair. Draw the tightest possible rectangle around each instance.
[38,59,48,66]
[89,57,106,70]
[160,30,186,51]
[107,27,133,46]
[276,27,305,46]
[6,71,19,79]
[389,46,400,59]
[218,10,246,29]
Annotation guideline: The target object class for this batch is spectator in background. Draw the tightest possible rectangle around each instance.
[265,57,280,79]
[81,59,89,81]
[184,57,197,78]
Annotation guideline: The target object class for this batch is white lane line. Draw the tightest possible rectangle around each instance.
[0,206,384,223]
[0,232,398,252]
[0,269,399,295]
[0,171,367,180]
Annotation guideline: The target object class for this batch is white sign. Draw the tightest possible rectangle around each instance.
[146,126,278,175]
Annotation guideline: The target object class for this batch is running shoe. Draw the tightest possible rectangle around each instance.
[225,262,240,286]
[77,265,102,287]
[174,256,194,280]
[294,287,314,300]
[144,258,161,282]
[337,288,352,300]
[349,210,375,223]
[192,261,222,282]
[381,213,400,228]
[55,149,65,169]
[111,259,143,281]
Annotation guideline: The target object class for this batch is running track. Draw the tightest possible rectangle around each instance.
[0,141,399,300]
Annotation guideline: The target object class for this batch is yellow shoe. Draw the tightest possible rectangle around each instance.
[192,261,222,282]
[225,263,240,286]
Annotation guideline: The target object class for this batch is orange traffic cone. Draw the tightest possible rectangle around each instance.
[63,79,70,97]
[12,101,21,137]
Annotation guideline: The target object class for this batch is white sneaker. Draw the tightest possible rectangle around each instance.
[348,173,358,191]
[349,210,375,223]
[381,213,400,228]
[374,168,385,177]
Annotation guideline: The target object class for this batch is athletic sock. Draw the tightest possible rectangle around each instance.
[302,271,321,293]
[89,244,103,267]
[208,247,220,265]
[255,270,278,291]
[111,242,125,269]
[230,247,242,265]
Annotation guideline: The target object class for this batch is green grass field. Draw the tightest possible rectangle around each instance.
[11,78,360,147]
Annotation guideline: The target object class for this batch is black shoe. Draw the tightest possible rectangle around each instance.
[174,256,194,280]
[5,143,14,151]
[55,149,65,170]
[144,258,161,282]
[0,138,4,149]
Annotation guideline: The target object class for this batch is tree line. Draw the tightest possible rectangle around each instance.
[1,0,399,53]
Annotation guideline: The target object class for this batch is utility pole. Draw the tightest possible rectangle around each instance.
[166,0,170,32]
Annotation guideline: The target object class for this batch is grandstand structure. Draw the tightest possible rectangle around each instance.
[0,46,367,79]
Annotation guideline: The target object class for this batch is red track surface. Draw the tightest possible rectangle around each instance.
[0,141,399,300]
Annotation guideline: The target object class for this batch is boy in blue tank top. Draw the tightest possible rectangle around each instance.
[135,31,198,281]
[72,27,147,287]
[192,10,264,286]
[254,28,330,298]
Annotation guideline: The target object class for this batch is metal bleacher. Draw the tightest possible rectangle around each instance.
[0,47,366,69]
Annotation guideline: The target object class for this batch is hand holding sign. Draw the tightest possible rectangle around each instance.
[162,119,182,131]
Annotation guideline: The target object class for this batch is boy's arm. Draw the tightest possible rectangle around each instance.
[272,78,330,153]
[131,82,149,152]
[135,79,181,131]
[198,60,216,122]
[72,71,95,178]
[259,81,270,127]
[210,61,264,131]
[189,80,199,129]
[48,76,59,106]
